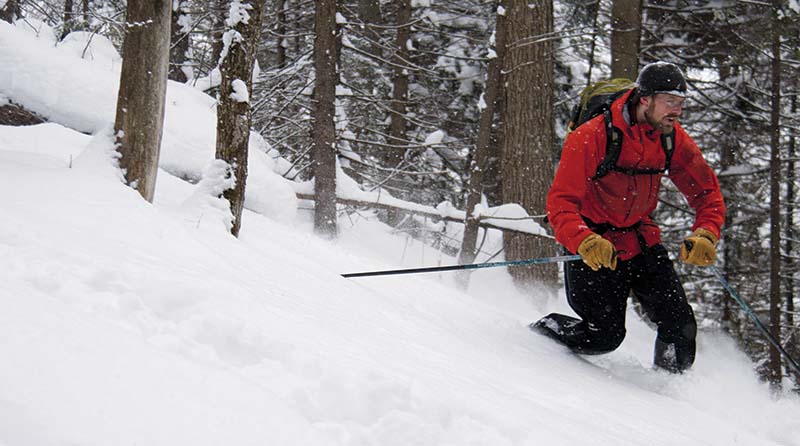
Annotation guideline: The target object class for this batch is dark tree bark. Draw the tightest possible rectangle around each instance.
[113,0,172,203]
[718,63,738,332]
[387,0,411,169]
[358,0,383,57]
[61,0,75,40]
[483,78,507,207]
[274,0,287,68]
[500,0,558,288]
[0,0,21,23]
[768,3,782,387]
[169,0,191,83]
[358,0,382,28]
[787,83,798,386]
[312,0,338,238]
[584,0,601,86]
[215,0,264,237]
[211,0,228,65]
[457,2,508,287]
[82,0,89,26]
[610,0,642,79]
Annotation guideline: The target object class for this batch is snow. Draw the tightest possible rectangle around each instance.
[336,85,353,96]
[192,59,260,91]
[230,78,250,103]
[219,29,243,63]
[424,129,445,146]
[225,0,253,28]
[57,31,122,70]
[478,92,487,111]
[174,3,192,34]
[1,19,800,446]
[473,203,550,237]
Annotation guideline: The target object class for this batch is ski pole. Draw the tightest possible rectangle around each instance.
[709,266,800,376]
[342,254,582,278]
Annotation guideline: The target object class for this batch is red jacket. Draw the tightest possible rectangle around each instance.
[547,90,725,260]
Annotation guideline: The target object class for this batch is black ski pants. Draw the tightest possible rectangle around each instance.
[541,244,697,372]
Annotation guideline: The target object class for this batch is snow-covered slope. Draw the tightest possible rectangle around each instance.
[1,20,798,446]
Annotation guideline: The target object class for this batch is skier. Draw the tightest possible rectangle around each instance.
[532,62,726,373]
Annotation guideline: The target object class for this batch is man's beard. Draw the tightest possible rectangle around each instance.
[645,106,678,135]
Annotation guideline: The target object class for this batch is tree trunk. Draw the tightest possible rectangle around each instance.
[0,0,21,23]
[275,0,287,68]
[484,75,507,207]
[61,0,74,40]
[358,0,382,28]
[610,0,642,79]
[387,0,412,169]
[787,83,798,386]
[113,0,171,203]
[457,1,508,287]
[585,0,601,86]
[358,0,383,57]
[720,175,735,329]
[211,0,228,65]
[500,0,558,288]
[312,0,338,238]
[82,0,89,27]
[768,4,782,387]
[169,1,192,83]
[718,62,737,331]
[215,0,264,237]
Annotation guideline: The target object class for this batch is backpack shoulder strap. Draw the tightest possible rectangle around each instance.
[593,110,677,180]
[593,108,623,180]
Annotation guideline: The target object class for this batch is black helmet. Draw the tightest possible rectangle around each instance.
[636,62,687,97]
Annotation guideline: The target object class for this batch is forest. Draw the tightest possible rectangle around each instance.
[1,0,798,388]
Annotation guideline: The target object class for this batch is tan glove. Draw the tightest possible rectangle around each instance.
[577,233,617,271]
[680,228,718,266]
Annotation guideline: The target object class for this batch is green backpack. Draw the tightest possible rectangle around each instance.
[567,78,675,180]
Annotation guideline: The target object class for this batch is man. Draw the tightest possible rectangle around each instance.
[532,62,725,373]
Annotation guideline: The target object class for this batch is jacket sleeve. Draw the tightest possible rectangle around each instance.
[546,126,602,254]
[667,127,726,239]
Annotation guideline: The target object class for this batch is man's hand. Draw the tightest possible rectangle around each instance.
[577,233,617,271]
[680,228,718,266]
